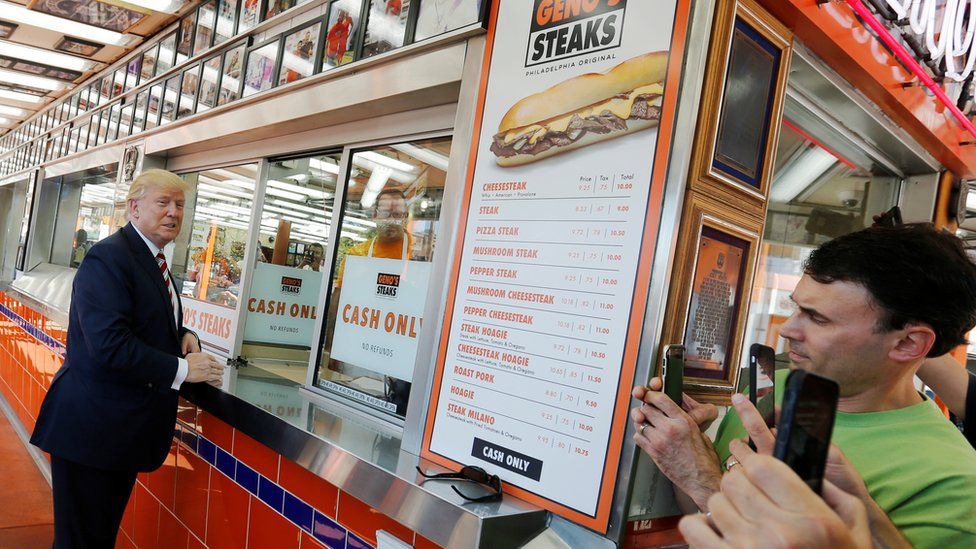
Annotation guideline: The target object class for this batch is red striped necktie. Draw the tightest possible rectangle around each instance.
[155,252,173,301]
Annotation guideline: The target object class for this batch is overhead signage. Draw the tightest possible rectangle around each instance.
[422,0,691,532]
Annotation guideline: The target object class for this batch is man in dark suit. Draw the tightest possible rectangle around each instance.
[31,169,224,548]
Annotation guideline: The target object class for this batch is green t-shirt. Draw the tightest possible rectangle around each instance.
[714,369,976,548]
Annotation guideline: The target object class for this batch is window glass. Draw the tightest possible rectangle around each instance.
[363,0,411,58]
[37,164,120,269]
[175,164,257,333]
[741,119,899,367]
[317,137,451,416]
[239,152,340,386]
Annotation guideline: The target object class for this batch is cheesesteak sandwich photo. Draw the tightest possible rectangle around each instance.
[490,51,668,166]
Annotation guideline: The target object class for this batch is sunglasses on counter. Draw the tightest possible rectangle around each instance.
[415,465,503,503]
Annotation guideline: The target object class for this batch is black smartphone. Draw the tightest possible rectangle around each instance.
[773,370,839,494]
[748,343,776,428]
[661,344,684,407]
[874,205,903,228]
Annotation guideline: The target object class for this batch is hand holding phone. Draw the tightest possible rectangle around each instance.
[660,344,684,407]
[773,370,840,494]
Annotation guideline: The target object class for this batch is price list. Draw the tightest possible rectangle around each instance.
[429,170,654,514]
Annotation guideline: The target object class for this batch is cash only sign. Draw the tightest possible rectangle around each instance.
[422,0,692,533]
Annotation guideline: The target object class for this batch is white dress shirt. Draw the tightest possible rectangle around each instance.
[131,224,188,390]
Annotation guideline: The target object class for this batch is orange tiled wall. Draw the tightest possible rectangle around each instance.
[0,292,443,549]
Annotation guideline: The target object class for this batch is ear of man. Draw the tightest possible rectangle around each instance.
[887,323,936,363]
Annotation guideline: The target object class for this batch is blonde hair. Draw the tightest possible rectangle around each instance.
[126,169,190,202]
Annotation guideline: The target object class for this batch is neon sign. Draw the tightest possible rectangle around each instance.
[883,0,976,82]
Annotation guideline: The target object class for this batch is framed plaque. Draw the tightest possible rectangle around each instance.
[690,0,791,206]
[658,192,761,403]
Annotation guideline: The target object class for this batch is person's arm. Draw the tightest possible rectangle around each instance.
[917,354,970,419]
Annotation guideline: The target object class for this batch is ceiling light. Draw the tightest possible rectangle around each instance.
[265,187,304,201]
[390,143,449,171]
[0,68,65,91]
[360,166,391,209]
[769,145,837,203]
[309,158,340,174]
[267,178,330,200]
[358,151,415,172]
[121,0,184,14]
[0,2,134,47]
[0,104,26,117]
[0,87,44,104]
[0,40,96,72]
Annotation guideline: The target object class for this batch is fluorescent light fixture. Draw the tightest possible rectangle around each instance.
[197,182,252,199]
[358,151,415,172]
[267,178,330,200]
[309,158,340,174]
[769,146,837,203]
[0,90,44,103]
[967,191,976,212]
[0,104,26,117]
[390,143,449,171]
[265,186,304,201]
[263,204,310,218]
[0,40,96,72]
[0,2,133,47]
[360,166,392,209]
[268,199,329,217]
[0,68,65,91]
[122,0,184,14]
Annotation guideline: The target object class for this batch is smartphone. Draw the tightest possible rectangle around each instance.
[748,344,776,428]
[773,370,839,494]
[874,205,903,228]
[661,344,684,407]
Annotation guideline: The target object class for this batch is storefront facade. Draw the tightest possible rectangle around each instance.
[0,0,968,547]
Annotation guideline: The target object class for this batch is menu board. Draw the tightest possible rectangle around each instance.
[422,0,691,532]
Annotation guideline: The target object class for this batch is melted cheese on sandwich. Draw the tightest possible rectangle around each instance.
[502,83,664,146]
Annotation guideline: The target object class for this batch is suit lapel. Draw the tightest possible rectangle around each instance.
[122,223,180,342]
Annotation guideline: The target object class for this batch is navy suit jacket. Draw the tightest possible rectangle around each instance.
[31,223,193,472]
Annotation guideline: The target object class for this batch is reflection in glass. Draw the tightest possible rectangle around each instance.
[125,56,142,91]
[243,41,278,97]
[157,32,178,74]
[141,44,158,81]
[414,0,481,41]
[178,64,201,120]
[177,12,196,62]
[218,42,246,105]
[161,76,180,125]
[317,137,451,417]
[118,104,134,139]
[198,55,222,112]
[133,90,148,133]
[196,1,217,56]
[363,0,410,58]
[215,0,239,45]
[279,21,321,85]
[146,84,163,130]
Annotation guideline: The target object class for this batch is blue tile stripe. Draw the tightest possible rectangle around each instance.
[0,302,67,357]
[174,422,376,549]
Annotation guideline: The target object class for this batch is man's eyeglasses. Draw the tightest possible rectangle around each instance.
[415,465,502,503]
[374,210,408,220]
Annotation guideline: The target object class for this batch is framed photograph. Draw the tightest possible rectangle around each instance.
[45,66,82,81]
[66,124,81,155]
[195,0,218,56]
[10,59,46,75]
[265,0,296,19]
[239,0,262,32]
[157,32,178,75]
[106,102,121,142]
[690,0,791,204]
[658,192,761,404]
[214,0,240,45]
[177,12,197,61]
[74,121,89,152]
[160,75,181,125]
[54,36,103,57]
[363,0,410,58]
[125,55,143,91]
[323,0,362,69]
[0,21,17,40]
[141,44,158,81]
[177,64,201,120]
[68,93,80,118]
[132,90,149,134]
[242,38,279,98]
[414,0,484,41]
[218,40,247,105]
[29,0,147,33]
[112,68,126,97]
[0,82,48,97]
[197,55,222,112]
[278,18,324,85]
[118,103,134,139]
[77,86,90,112]
[0,58,11,69]
[145,83,163,130]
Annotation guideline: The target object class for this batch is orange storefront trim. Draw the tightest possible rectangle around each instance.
[758,0,976,178]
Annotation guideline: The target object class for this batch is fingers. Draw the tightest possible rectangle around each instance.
[731,394,776,454]
[678,514,730,549]
[647,376,662,391]
[685,399,718,427]
[719,456,778,520]
[820,480,866,528]
[731,439,816,507]
[641,388,685,418]
[707,492,747,541]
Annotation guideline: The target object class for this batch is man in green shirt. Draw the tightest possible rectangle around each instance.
[632,224,976,547]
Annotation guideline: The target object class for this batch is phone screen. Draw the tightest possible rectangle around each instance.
[773,371,839,494]
[662,344,684,407]
[748,344,776,428]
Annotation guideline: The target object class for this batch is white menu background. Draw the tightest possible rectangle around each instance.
[427,0,680,518]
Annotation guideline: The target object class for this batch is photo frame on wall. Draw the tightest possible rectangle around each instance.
[657,192,761,404]
[197,54,222,112]
[277,17,324,86]
[242,38,280,98]
[690,0,791,205]
[322,0,363,69]
[218,40,247,105]
[414,0,484,41]
[1,56,82,81]
[0,21,17,40]
[54,36,103,57]
[29,0,148,33]
[214,0,241,45]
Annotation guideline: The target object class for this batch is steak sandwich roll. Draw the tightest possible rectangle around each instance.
[490,51,668,167]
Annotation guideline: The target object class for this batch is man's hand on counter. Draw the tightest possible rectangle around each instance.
[187,352,225,384]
